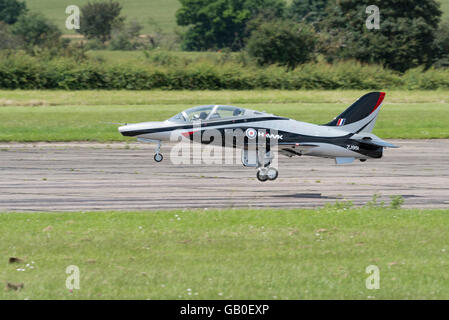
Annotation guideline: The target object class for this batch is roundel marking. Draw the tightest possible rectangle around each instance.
[246,128,257,139]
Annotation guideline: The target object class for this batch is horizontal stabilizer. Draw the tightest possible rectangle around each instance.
[351,133,399,148]
[358,139,399,148]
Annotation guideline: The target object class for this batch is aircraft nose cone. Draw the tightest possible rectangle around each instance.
[118,122,166,137]
[118,125,128,133]
[118,124,136,136]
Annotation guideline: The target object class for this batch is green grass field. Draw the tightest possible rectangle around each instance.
[0,90,448,141]
[26,0,181,35]
[1,207,449,299]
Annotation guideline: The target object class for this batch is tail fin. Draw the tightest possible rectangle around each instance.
[325,92,386,133]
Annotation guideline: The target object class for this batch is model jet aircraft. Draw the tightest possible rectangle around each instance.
[119,92,398,182]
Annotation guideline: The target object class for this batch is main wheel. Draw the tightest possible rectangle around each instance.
[154,153,163,162]
[266,167,279,181]
[256,168,268,182]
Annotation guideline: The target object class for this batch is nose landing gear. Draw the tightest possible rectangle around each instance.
[154,140,163,163]
[137,138,164,163]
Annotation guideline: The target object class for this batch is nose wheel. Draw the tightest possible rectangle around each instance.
[154,153,163,162]
[256,167,278,182]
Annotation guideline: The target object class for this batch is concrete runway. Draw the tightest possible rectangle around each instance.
[0,140,448,212]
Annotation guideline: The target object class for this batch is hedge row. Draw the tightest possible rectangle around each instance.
[1,55,448,90]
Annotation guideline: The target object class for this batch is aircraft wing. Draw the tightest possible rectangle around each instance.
[277,143,319,157]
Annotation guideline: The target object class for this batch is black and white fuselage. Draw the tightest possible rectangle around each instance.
[119,92,398,181]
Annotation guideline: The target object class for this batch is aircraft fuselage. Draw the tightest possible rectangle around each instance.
[119,116,383,160]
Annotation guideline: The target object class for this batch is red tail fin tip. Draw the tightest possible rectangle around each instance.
[370,92,386,114]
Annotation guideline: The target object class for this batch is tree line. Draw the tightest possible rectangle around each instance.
[177,0,449,72]
[0,0,149,58]
[0,0,448,72]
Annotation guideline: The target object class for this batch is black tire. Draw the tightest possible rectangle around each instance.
[256,170,268,182]
[267,168,279,181]
[154,154,163,162]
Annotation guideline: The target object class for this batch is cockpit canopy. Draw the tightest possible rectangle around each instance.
[168,105,265,123]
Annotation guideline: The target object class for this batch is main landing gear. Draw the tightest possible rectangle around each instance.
[256,167,279,182]
[242,149,279,182]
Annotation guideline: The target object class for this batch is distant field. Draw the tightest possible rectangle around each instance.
[2,207,449,299]
[442,0,449,19]
[0,90,448,141]
[25,0,181,34]
[25,0,449,37]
